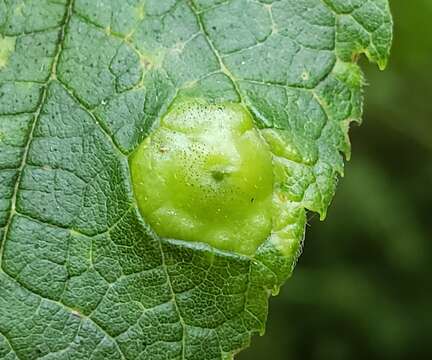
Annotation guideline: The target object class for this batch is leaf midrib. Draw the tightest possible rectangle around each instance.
[0,0,74,267]
[0,1,129,358]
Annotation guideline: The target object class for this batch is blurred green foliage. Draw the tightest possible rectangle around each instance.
[240,1,432,359]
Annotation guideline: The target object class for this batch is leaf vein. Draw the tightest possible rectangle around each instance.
[0,0,75,269]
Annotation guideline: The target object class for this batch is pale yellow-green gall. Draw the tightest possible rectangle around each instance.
[130,101,274,255]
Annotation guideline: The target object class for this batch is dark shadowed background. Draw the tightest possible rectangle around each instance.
[239,1,432,359]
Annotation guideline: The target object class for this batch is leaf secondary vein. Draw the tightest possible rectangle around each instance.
[1,271,127,360]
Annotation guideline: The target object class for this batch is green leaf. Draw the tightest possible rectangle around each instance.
[0,0,392,359]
